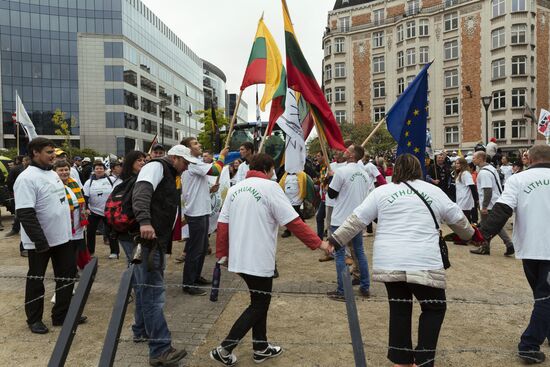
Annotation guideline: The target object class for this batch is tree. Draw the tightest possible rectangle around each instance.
[52,108,76,154]
[196,108,229,153]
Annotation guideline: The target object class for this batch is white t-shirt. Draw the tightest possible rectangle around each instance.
[15,166,72,250]
[500,165,513,183]
[283,174,302,206]
[325,161,346,207]
[70,166,82,187]
[219,177,298,277]
[477,164,502,210]
[83,175,115,216]
[496,167,550,260]
[329,162,372,226]
[361,161,381,192]
[234,162,249,184]
[66,187,85,240]
[136,161,164,189]
[181,161,213,217]
[455,171,475,210]
[353,180,464,270]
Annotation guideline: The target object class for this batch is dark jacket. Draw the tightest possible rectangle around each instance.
[80,163,93,183]
[7,164,25,193]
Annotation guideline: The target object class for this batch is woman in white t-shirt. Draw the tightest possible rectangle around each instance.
[327,154,481,367]
[83,161,116,258]
[454,157,479,225]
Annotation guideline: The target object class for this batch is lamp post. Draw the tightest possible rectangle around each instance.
[481,95,493,145]
[185,107,193,138]
[160,100,167,146]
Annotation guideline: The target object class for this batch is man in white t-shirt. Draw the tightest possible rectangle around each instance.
[478,145,550,364]
[499,155,513,184]
[471,151,514,256]
[325,151,346,235]
[234,142,255,184]
[180,137,228,296]
[327,144,372,300]
[14,138,78,335]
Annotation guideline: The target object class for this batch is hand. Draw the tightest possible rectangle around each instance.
[319,241,334,255]
[432,179,440,185]
[220,147,229,158]
[218,256,228,267]
[210,183,220,193]
[140,224,156,240]
[481,208,488,215]
[181,218,187,227]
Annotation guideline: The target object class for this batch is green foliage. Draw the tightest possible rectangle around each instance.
[70,148,105,159]
[52,108,76,155]
[0,147,20,159]
[196,108,229,152]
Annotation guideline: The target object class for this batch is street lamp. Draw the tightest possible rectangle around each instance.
[185,106,193,138]
[160,100,167,146]
[481,95,493,145]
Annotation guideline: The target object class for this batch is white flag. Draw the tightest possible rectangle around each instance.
[537,109,550,137]
[276,89,306,174]
[15,91,38,141]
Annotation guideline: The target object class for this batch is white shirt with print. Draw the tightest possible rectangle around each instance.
[15,166,72,250]
[325,161,346,208]
[181,161,213,217]
[219,177,298,277]
[455,171,475,210]
[477,164,502,210]
[329,162,372,226]
[283,174,302,206]
[234,162,249,184]
[359,160,381,192]
[83,176,115,216]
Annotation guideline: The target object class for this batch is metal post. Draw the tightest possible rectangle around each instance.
[341,268,367,367]
[161,113,165,146]
[485,110,489,145]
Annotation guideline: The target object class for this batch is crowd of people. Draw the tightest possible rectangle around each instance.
[1,135,549,366]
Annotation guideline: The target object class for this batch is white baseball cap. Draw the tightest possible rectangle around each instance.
[167,144,200,164]
[82,157,91,163]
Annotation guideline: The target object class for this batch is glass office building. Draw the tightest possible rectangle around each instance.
[0,0,207,155]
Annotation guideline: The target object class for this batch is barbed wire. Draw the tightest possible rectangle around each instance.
[0,274,80,282]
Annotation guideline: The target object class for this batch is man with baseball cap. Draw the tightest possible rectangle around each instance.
[80,157,92,183]
[130,144,197,366]
[151,144,166,159]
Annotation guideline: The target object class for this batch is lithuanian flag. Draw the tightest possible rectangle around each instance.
[241,16,286,134]
[282,0,346,151]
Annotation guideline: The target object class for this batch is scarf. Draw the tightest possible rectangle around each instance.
[65,177,88,234]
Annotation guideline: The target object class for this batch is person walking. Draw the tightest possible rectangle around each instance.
[131,144,196,366]
[478,145,550,364]
[454,157,478,225]
[470,151,514,256]
[209,153,332,366]
[327,153,479,367]
[14,138,85,334]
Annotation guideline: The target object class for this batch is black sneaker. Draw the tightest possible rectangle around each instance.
[182,286,206,296]
[196,276,212,285]
[28,321,49,334]
[504,247,515,257]
[149,346,187,366]
[326,290,345,302]
[210,346,237,366]
[470,245,490,255]
[351,277,360,286]
[253,344,283,364]
[133,334,148,343]
[518,350,545,364]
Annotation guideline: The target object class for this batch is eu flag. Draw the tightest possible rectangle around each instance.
[386,61,432,171]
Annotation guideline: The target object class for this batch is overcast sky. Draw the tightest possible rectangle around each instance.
[141,0,336,121]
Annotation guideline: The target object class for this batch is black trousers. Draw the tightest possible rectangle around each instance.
[182,214,209,287]
[25,242,76,325]
[384,282,446,367]
[87,213,118,255]
[221,274,272,352]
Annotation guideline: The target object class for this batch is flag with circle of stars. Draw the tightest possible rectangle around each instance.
[386,61,432,173]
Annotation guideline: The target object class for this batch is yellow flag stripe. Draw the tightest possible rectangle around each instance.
[258,19,284,111]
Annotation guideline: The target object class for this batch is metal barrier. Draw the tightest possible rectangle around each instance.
[342,268,367,367]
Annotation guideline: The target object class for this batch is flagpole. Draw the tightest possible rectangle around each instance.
[311,109,331,172]
[257,124,271,152]
[224,90,243,149]
[16,122,20,156]
[360,117,387,148]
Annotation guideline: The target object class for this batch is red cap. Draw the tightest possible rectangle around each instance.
[490,137,497,143]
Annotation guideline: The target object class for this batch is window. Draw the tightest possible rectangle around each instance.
[140,76,157,96]
[492,58,506,79]
[407,75,415,85]
[124,90,139,109]
[325,64,332,81]
[335,62,346,78]
[445,98,459,115]
[124,69,137,86]
[325,88,332,103]
[397,25,404,42]
[124,113,139,130]
[419,19,429,36]
[492,28,505,49]
[444,12,458,31]
[373,9,385,25]
[373,56,385,73]
[141,97,158,115]
[406,48,416,66]
[106,112,124,128]
[511,24,527,44]
[104,42,123,58]
[445,0,459,6]
[511,88,526,107]
[444,69,458,88]
[374,107,386,122]
[445,126,460,144]
[493,121,506,139]
[398,51,404,68]
[374,81,386,98]
[335,87,346,102]
[141,118,158,134]
[512,119,526,138]
[512,0,526,12]
[373,31,384,48]
[324,40,331,56]
[444,40,458,60]
[493,90,506,109]
[105,89,124,105]
[335,111,346,123]
[335,37,345,53]
[406,21,416,39]
[398,78,405,94]
[104,65,123,81]
[407,0,420,16]
[512,56,527,75]
[419,46,429,64]
[340,16,350,32]
[492,0,505,17]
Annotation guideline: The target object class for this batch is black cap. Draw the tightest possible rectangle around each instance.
[152,143,165,151]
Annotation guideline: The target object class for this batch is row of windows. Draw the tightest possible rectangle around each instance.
[491,56,531,79]
[443,119,527,144]
[397,47,430,68]
[105,111,174,138]
[2,0,123,12]
[324,63,346,80]
[330,108,385,124]
[492,0,529,18]
[2,109,78,135]
[324,37,345,56]
[1,34,78,56]
[492,89,528,110]
[325,87,346,103]
[396,19,431,42]
[1,60,78,80]
[491,24,533,49]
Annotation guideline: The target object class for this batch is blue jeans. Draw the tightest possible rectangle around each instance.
[119,239,146,340]
[519,259,550,352]
[331,225,370,294]
[316,201,326,240]
[133,245,172,358]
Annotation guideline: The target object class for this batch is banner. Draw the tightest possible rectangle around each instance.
[537,108,550,137]
[15,91,38,141]
[276,89,306,174]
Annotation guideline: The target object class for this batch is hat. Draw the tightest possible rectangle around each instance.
[73,156,82,161]
[55,148,66,156]
[490,137,497,143]
[82,157,91,163]
[167,145,200,164]
[111,160,122,167]
[152,143,165,151]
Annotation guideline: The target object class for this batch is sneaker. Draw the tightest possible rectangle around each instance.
[253,344,283,363]
[504,247,515,257]
[470,245,490,255]
[133,334,148,343]
[518,350,545,364]
[182,286,206,296]
[351,277,360,286]
[20,250,28,257]
[108,253,119,259]
[196,276,212,285]
[4,230,18,238]
[149,346,187,367]
[327,290,345,302]
[28,321,49,334]
[210,346,237,366]
[174,253,185,263]
[318,254,334,262]
[359,288,371,298]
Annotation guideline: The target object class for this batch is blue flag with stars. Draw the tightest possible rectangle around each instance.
[386,61,432,171]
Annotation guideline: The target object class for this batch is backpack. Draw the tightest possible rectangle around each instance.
[104,175,138,233]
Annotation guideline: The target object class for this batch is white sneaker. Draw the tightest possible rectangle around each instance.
[210,346,237,366]
[253,344,283,364]
[108,253,119,259]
